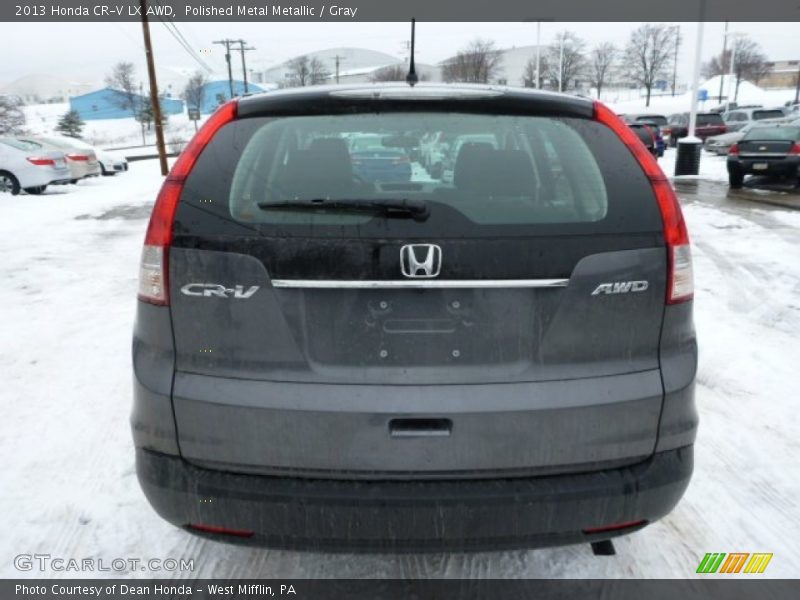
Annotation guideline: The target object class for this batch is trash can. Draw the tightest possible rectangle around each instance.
[675,136,702,176]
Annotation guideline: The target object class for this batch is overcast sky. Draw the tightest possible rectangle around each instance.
[1,22,798,84]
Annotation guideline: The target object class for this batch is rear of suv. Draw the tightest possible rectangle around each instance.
[133,84,698,551]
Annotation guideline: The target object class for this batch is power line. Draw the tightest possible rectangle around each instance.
[151,0,213,74]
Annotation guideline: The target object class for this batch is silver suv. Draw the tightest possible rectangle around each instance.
[132,85,698,551]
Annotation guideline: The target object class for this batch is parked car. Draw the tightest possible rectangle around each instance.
[133,85,697,551]
[0,137,72,195]
[351,148,412,183]
[722,107,787,132]
[709,102,762,114]
[18,135,101,182]
[96,150,128,175]
[627,122,658,156]
[621,113,668,130]
[60,137,128,176]
[665,112,727,146]
[727,124,800,188]
[704,125,753,156]
[631,121,666,157]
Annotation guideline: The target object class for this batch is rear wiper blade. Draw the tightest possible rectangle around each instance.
[257,198,429,221]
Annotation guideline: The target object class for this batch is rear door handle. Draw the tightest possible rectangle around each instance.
[389,418,452,438]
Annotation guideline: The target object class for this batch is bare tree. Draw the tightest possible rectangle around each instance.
[623,24,677,107]
[285,56,330,87]
[371,65,407,82]
[545,31,586,91]
[182,71,208,113]
[702,36,770,101]
[441,39,503,84]
[589,42,616,99]
[308,57,330,85]
[104,61,140,119]
[285,56,311,87]
[0,96,26,135]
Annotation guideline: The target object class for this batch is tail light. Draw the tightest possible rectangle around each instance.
[26,157,56,166]
[728,143,740,155]
[594,101,693,304]
[789,143,800,155]
[66,153,90,161]
[137,100,239,305]
[583,519,647,535]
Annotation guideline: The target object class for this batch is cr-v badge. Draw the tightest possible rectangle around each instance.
[400,244,442,278]
[180,283,260,299]
[591,281,649,295]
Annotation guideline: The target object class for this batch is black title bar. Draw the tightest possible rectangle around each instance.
[3,0,800,22]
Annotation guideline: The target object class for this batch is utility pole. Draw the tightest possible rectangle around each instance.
[718,22,728,102]
[234,40,255,93]
[794,63,800,104]
[671,25,681,96]
[213,39,235,98]
[558,33,564,92]
[139,0,168,176]
[138,83,145,145]
[332,54,346,84]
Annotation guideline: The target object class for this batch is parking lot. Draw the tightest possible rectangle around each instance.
[0,160,798,578]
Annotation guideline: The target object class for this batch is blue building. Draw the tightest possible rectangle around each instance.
[69,87,184,120]
[196,80,265,114]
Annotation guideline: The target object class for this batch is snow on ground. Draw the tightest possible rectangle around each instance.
[23,102,202,149]
[659,146,731,183]
[604,78,797,117]
[0,163,799,578]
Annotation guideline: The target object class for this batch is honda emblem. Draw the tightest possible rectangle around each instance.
[400,244,442,278]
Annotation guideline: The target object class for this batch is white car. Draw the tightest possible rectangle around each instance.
[95,148,128,176]
[0,138,72,195]
[18,136,101,182]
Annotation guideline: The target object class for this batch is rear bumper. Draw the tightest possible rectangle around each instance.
[728,156,800,177]
[136,445,693,552]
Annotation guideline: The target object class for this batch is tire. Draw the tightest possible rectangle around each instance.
[0,171,21,196]
[23,185,47,194]
[100,162,116,176]
[70,179,79,184]
[729,171,744,189]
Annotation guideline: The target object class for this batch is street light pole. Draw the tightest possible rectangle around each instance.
[728,35,739,104]
[558,34,564,92]
[688,21,705,138]
[535,21,541,89]
[718,21,728,102]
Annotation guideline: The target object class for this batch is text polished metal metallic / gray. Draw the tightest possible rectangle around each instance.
[400,244,442,278]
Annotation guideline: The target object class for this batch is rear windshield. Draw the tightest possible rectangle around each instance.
[743,126,800,141]
[0,138,40,151]
[178,109,662,238]
[752,110,785,121]
[697,114,725,126]
[636,115,667,126]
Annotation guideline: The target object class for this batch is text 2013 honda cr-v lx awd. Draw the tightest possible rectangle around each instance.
[132,84,698,551]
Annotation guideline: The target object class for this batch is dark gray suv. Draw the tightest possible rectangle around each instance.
[132,84,698,551]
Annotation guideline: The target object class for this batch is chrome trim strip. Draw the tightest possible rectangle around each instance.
[271,278,569,289]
